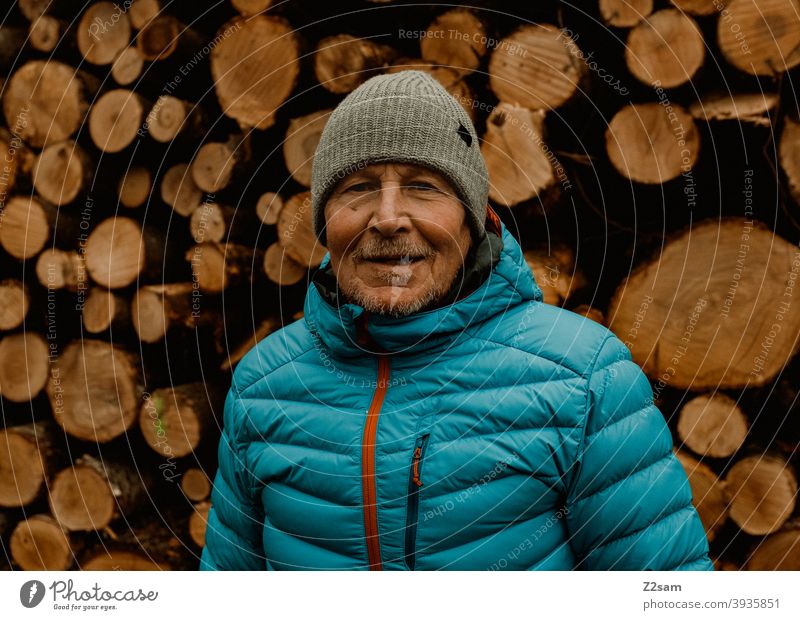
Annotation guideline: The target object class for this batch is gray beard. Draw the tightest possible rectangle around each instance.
[339,263,465,319]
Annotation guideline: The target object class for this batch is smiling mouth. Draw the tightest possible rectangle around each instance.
[365,255,426,265]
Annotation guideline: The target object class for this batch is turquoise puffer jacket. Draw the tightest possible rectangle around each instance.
[200,215,714,571]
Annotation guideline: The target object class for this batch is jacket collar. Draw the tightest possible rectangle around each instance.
[303,207,543,358]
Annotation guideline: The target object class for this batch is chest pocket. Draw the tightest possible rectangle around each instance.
[400,418,567,569]
[403,432,430,570]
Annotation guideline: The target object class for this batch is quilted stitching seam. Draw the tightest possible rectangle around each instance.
[564,334,615,500]
[467,332,584,378]
[571,449,673,505]
[584,399,652,440]
[588,501,693,555]
[237,344,318,398]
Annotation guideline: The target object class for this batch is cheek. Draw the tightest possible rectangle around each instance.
[416,217,470,255]
[325,205,366,253]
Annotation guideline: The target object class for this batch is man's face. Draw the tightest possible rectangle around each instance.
[323,162,472,318]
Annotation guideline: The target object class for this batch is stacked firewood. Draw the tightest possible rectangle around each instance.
[1,0,799,570]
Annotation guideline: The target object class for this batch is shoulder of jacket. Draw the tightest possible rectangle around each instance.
[589,329,634,375]
[230,318,316,397]
[482,300,620,377]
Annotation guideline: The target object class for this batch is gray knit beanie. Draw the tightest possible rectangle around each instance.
[310,70,489,248]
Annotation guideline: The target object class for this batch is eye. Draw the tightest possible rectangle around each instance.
[343,181,372,193]
[408,181,438,191]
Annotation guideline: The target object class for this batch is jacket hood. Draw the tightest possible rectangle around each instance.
[303,212,543,358]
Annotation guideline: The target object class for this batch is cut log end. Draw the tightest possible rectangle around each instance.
[118,165,152,208]
[185,242,256,293]
[718,0,800,76]
[77,2,132,65]
[608,218,800,389]
[284,109,331,187]
[147,95,191,142]
[605,102,700,184]
[139,383,218,458]
[600,0,654,27]
[35,248,88,292]
[49,465,115,531]
[129,0,162,29]
[29,15,62,52]
[210,15,300,130]
[278,191,328,268]
[191,141,237,193]
[89,89,145,153]
[3,60,88,148]
[161,162,203,217]
[678,393,749,458]
[724,455,798,535]
[0,332,49,403]
[10,514,73,570]
[625,9,705,88]
[0,427,46,507]
[747,526,800,570]
[85,217,145,289]
[675,450,729,542]
[524,245,587,307]
[0,196,49,260]
[263,242,307,285]
[481,104,558,207]
[46,340,140,442]
[189,501,211,547]
[83,287,129,333]
[112,46,145,85]
[32,139,91,205]
[420,9,486,77]
[488,23,585,110]
[190,202,228,244]
[690,91,778,126]
[313,34,396,94]
[136,14,180,61]
[181,468,211,502]
[256,192,284,225]
[0,279,29,331]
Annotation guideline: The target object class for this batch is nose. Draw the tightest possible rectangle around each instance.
[368,182,412,236]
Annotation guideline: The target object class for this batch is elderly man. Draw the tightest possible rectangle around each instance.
[200,70,713,571]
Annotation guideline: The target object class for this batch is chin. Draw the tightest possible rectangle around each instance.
[346,285,441,318]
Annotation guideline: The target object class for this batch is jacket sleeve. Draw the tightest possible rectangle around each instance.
[564,334,714,571]
[200,387,267,570]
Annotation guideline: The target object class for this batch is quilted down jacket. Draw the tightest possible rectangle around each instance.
[200,211,714,571]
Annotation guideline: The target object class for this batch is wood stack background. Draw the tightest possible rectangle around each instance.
[1,0,799,570]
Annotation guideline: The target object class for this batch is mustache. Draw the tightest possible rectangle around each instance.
[352,239,434,261]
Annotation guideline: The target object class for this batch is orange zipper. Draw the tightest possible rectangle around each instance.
[359,312,390,570]
[412,446,423,486]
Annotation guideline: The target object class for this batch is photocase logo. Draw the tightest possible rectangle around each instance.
[20,580,45,608]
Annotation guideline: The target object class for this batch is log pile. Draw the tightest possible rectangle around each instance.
[1,0,799,571]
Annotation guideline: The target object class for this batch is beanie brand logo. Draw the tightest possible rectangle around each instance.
[456,122,473,147]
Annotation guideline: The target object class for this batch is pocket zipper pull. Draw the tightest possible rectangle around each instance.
[412,446,423,487]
